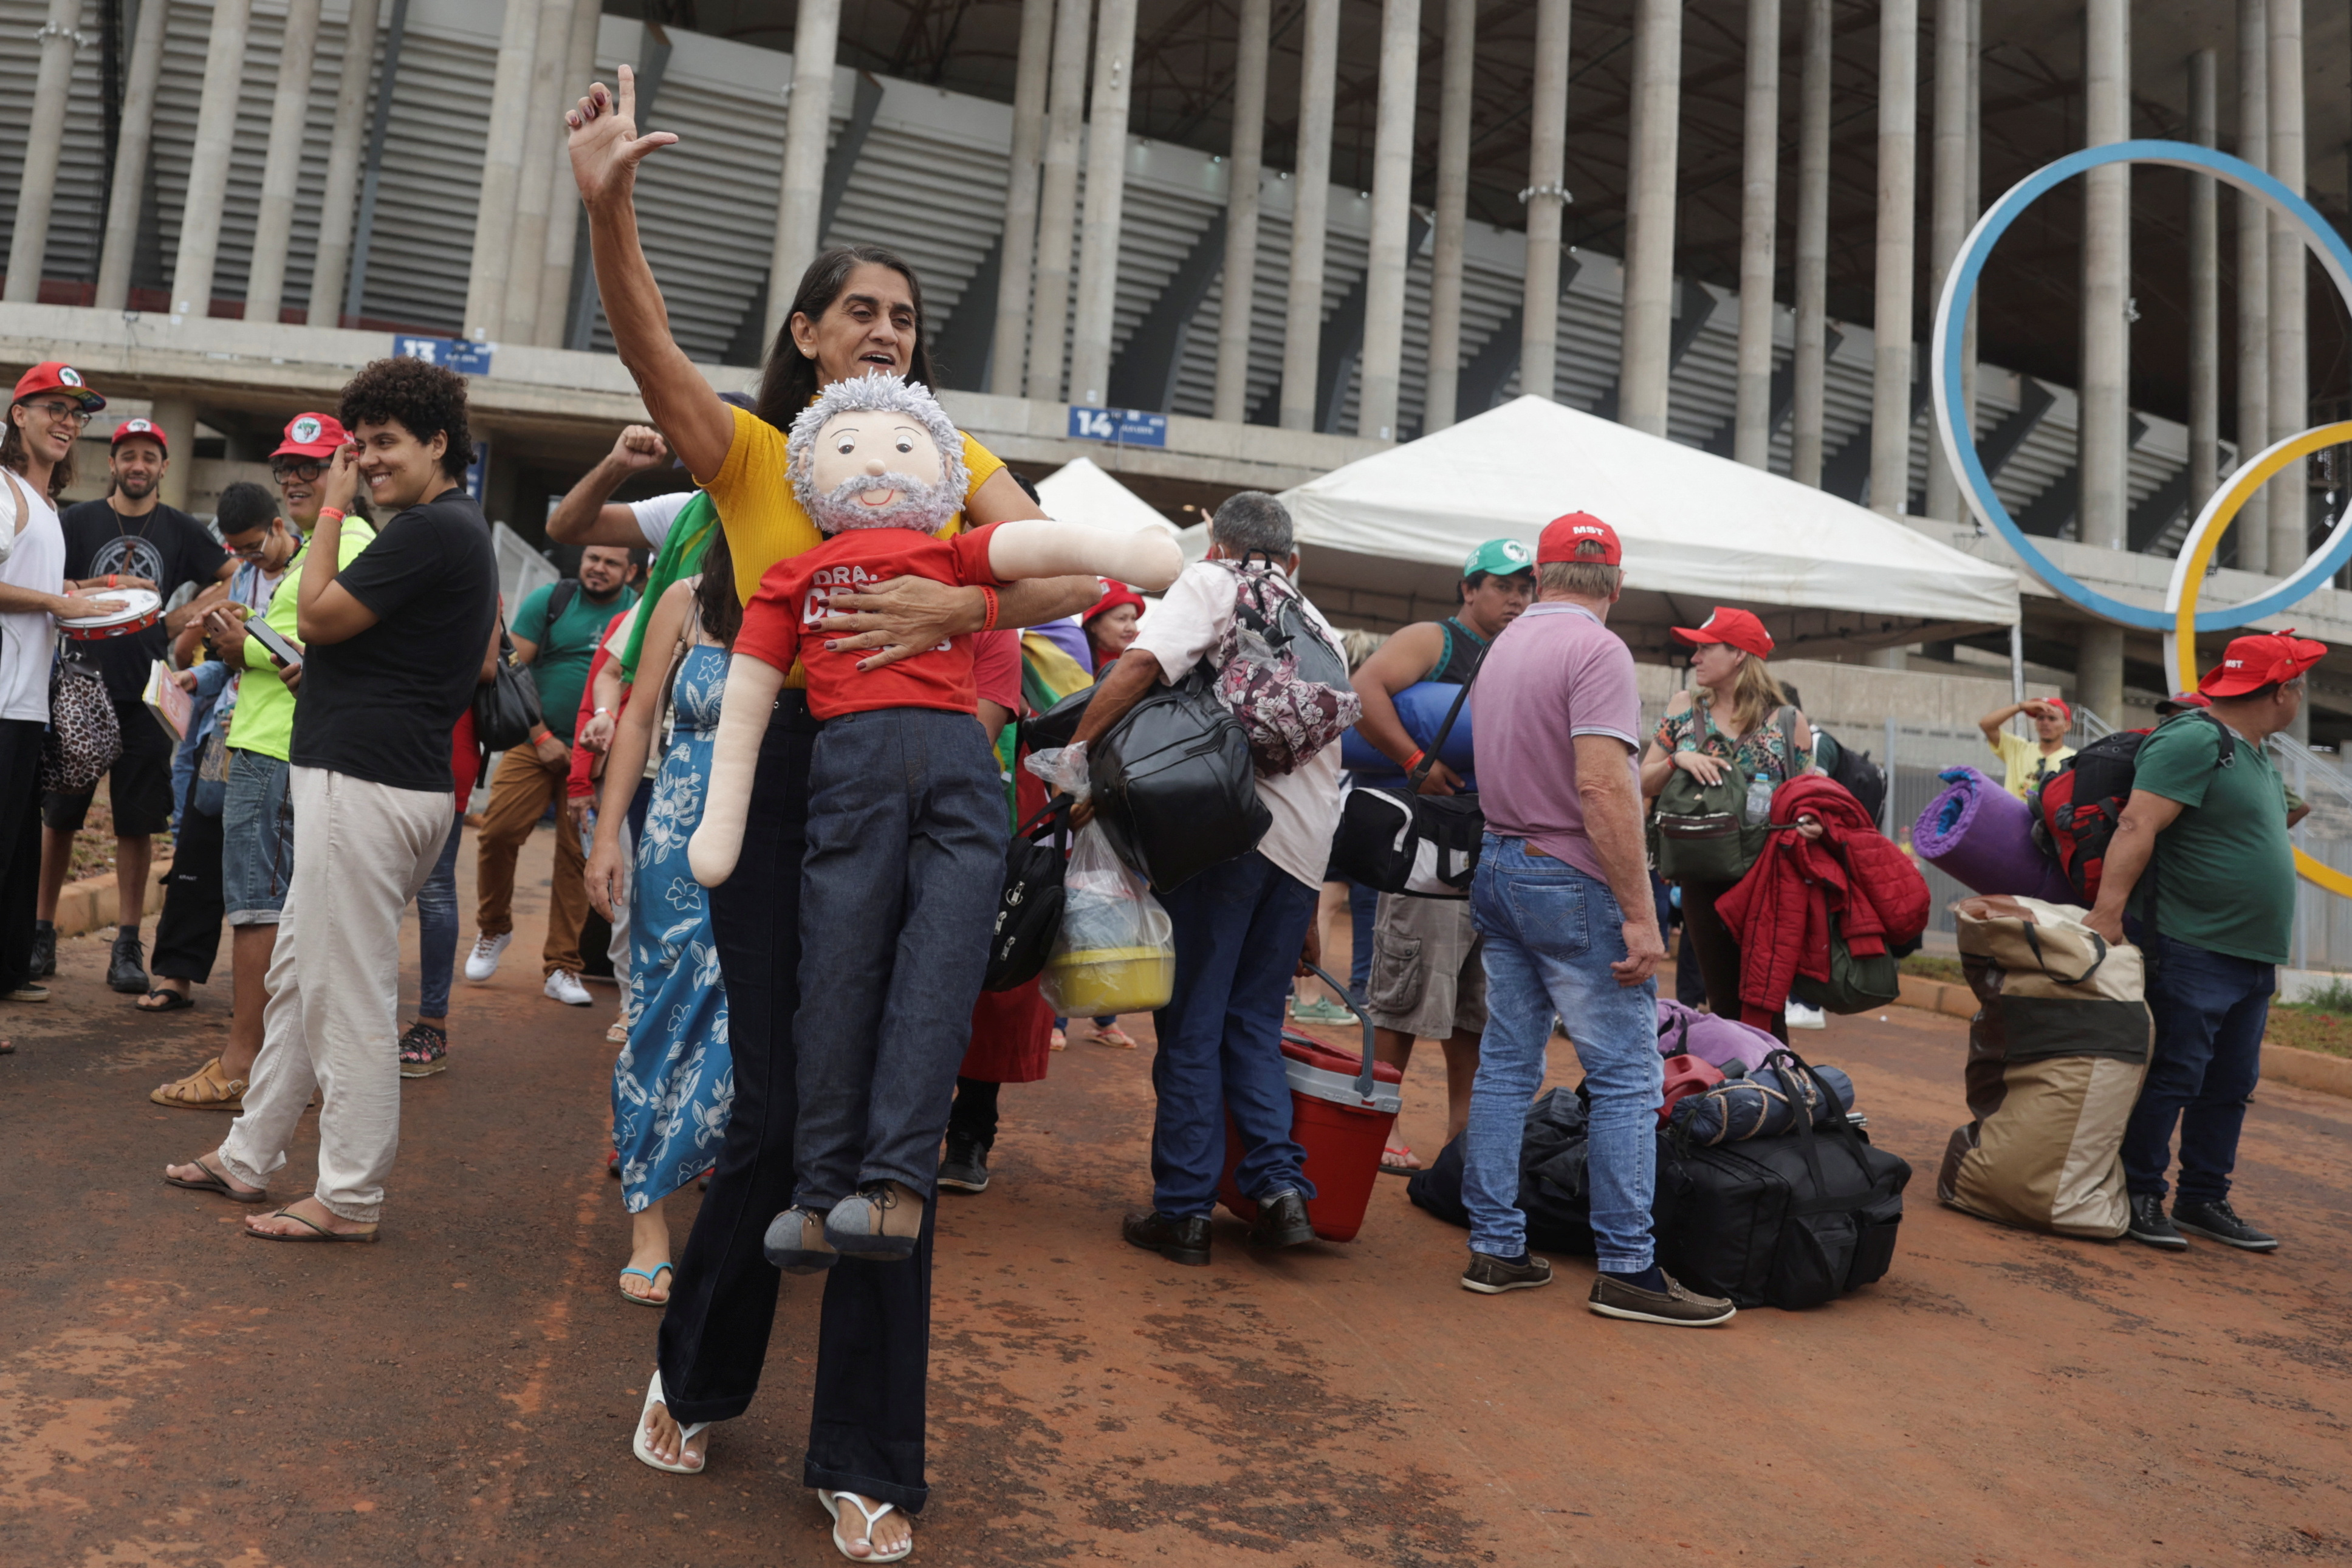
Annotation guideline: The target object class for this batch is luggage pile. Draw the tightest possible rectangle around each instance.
[1937,895,2150,1238]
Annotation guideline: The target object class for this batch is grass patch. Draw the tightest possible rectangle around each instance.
[2266,1005,2352,1059]
[1899,953,1965,984]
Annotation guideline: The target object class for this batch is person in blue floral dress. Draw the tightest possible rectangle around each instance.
[585,568,736,1304]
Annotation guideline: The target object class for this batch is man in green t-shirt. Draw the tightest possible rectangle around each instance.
[465,543,639,1005]
[2086,629,2323,1258]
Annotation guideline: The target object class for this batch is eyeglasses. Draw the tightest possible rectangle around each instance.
[270,458,327,482]
[23,400,90,428]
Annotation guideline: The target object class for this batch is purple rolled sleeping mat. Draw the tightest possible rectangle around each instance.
[1911,766,2079,905]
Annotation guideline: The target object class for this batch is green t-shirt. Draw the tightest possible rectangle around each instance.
[512,579,638,744]
[2128,714,2296,965]
[225,520,378,763]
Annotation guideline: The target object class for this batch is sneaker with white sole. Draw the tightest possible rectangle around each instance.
[544,969,593,1006]
[463,931,512,982]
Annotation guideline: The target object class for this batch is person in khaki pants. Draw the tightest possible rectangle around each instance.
[465,544,638,1005]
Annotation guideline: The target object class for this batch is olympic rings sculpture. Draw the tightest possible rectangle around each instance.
[1931,138,2352,897]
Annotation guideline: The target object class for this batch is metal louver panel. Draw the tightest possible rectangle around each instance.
[0,0,116,289]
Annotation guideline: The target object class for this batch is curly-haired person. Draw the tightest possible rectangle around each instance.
[166,357,499,1242]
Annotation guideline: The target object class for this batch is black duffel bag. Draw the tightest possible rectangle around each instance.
[983,798,1070,992]
[1326,640,1486,897]
[1653,1048,1908,1309]
[1406,1087,1652,1255]
[1089,666,1270,893]
[474,624,545,752]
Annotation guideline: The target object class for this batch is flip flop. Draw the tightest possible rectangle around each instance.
[1379,1141,1422,1176]
[163,1157,269,1202]
[818,1490,912,1563]
[619,1263,673,1306]
[631,1371,710,1474]
[244,1206,379,1242]
[136,988,193,1013]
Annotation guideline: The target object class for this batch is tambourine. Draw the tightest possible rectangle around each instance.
[58,586,162,640]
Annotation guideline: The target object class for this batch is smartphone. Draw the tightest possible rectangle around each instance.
[245,618,304,669]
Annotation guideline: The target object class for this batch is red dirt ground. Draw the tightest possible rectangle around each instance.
[3,827,2348,1566]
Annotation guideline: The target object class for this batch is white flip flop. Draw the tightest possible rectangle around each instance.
[631,1370,709,1475]
[818,1488,912,1563]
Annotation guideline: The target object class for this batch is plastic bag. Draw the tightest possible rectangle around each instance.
[1024,742,1091,803]
[1038,820,1175,1016]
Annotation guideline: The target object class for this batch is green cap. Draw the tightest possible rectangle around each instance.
[1462,537,1536,579]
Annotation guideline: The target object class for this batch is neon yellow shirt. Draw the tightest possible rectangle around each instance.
[224,521,377,762]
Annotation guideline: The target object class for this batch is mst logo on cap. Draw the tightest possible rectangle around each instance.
[58,367,82,386]
[1536,511,1622,566]
[291,416,323,445]
[111,416,166,451]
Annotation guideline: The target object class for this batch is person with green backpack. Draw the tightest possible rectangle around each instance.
[1640,607,1814,1042]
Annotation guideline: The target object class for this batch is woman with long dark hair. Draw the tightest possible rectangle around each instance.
[569,70,1099,1561]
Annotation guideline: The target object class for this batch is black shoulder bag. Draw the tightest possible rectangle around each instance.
[1325,642,1489,898]
[473,617,544,753]
[984,797,1073,992]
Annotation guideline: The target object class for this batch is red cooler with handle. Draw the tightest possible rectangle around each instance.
[1218,963,1404,1242]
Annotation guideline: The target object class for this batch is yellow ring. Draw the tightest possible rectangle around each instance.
[2171,424,2352,899]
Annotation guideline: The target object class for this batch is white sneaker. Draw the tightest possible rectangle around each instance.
[1783,998,1828,1030]
[464,931,512,982]
[544,969,593,1007]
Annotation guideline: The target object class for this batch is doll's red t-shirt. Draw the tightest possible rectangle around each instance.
[734,522,1006,719]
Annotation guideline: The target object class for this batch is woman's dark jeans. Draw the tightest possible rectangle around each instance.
[414,820,464,1018]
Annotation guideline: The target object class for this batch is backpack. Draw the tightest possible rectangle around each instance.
[2031,711,2235,905]
[1811,726,1887,824]
[1788,916,1901,1015]
[1205,559,1361,775]
[1649,707,1802,884]
[983,799,1069,992]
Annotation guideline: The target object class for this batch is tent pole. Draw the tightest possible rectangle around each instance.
[2009,622,2025,704]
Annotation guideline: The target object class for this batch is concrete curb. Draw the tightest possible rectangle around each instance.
[1894,970,2352,1101]
[52,856,172,942]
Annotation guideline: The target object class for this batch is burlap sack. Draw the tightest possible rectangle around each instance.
[1936,895,2151,1238]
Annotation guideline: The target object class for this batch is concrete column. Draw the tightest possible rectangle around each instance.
[2268,0,2307,574]
[462,0,544,341]
[1027,0,1093,402]
[307,0,385,327]
[1355,0,1421,441]
[2189,48,2221,512]
[1517,0,1571,403]
[533,0,601,345]
[500,0,578,344]
[244,0,324,324]
[168,0,254,320]
[148,397,197,512]
[1731,0,1780,467]
[95,0,170,312]
[1211,0,1271,421]
[2077,623,2125,728]
[1791,0,1831,485]
[1420,0,1475,430]
[989,0,1057,397]
[1278,0,1341,431]
[2078,0,2129,551]
[1617,0,1682,437]
[764,0,843,344]
[4,0,84,304]
[1068,0,1139,408]
[2235,0,2270,573]
[1866,0,1919,514]
[1922,0,1975,519]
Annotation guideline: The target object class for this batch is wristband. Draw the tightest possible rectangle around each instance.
[316,507,345,524]
[1404,748,1426,774]
[106,574,118,588]
[979,584,999,632]
[593,707,612,717]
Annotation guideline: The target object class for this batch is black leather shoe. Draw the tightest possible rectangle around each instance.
[107,930,148,995]
[2173,1197,2279,1251]
[2126,1193,2189,1251]
[1246,1188,1315,1250]
[936,1132,991,1195]
[29,920,53,980]
[1122,1209,1210,1267]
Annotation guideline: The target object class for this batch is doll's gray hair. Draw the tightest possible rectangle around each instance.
[785,371,969,509]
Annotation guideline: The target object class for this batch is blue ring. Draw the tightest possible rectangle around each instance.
[1933,139,2352,631]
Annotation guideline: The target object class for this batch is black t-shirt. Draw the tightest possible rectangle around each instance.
[290,488,498,793]
[57,500,230,700]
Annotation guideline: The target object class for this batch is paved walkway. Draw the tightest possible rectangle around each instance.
[4,826,2350,1565]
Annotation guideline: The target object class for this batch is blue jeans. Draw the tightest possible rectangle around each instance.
[2122,930,2274,1204]
[414,820,464,1019]
[221,749,296,925]
[1149,849,1318,1217]
[1463,837,1661,1268]
[792,708,1007,1207]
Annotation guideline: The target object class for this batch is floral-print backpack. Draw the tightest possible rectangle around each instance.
[1205,558,1362,775]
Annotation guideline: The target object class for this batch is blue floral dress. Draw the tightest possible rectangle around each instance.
[612,643,733,1212]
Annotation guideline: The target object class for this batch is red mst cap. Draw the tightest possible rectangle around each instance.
[2154,689,2212,717]
[1082,580,1147,626]
[12,361,105,411]
[1537,512,1621,566]
[110,416,166,451]
[2198,629,2326,697]
[2042,696,2071,722]
[272,412,348,460]
[1670,606,1775,660]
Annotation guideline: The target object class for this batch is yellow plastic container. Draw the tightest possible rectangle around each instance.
[1042,945,1176,1016]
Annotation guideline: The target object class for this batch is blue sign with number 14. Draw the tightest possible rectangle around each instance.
[1067,405,1168,447]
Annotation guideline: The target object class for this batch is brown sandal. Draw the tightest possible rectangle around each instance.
[163,1156,269,1202]
[151,1056,247,1111]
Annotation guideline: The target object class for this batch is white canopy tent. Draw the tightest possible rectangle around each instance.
[1035,455,1181,536]
[1258,395,2020,662]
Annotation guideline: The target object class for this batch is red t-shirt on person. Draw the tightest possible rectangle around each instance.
[733,523,1006,720]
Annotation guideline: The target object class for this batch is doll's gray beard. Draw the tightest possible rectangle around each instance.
[807,472,961,535]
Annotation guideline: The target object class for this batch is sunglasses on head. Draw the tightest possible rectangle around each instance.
[271,456,327,482]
